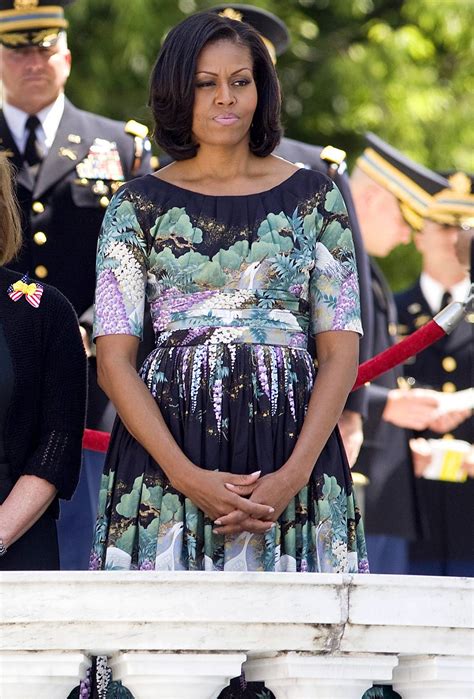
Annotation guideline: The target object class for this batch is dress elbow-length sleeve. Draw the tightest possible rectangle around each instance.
[93,188,148,340]
[309,180,363,336]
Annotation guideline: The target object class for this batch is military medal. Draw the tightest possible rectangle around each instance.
[76,138,125,181]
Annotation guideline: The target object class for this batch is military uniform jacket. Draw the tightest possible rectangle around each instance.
[1,98,151,316]
[276,137,374,418]
[395,279,473,443]
[354,261,422,540]
[395,280,473,561]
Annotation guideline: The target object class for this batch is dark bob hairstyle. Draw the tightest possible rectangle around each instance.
[149,12,282,160]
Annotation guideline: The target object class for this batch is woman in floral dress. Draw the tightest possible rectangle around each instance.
[90,11,368,578]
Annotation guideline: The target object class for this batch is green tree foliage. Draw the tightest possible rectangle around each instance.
[66,0,473,290]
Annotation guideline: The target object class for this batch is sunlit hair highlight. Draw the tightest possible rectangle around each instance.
[0,153,22,266]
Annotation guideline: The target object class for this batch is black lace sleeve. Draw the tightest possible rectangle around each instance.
[21,288,87,499]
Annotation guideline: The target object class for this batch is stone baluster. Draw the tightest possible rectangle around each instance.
[393,655,474,699]
[244,652,398,699]
[0,651,90,699]
[110,651,246,699]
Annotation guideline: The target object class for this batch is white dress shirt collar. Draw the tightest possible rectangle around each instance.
[3,93,65,154]
[420,272,470,314]
[2,102,28,152]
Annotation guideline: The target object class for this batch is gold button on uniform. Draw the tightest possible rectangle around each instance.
[442,382,456,393]
[408,303,421,314]
[442,356,457,373]
[99,196,110,208]
[414,314,430,328]
[33,231,47,246]
[32,201,45,214]
[34,265,48,279]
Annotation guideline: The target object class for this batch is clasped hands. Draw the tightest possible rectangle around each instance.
[178,468,302,536]
[383,388,470,432]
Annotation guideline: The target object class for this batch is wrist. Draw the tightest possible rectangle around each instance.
[0,511,10,552]
[168,458,200,493]
[339,409,362,426]
[278,461,311,494]
[0,521,9,555]
[382,391,396,421]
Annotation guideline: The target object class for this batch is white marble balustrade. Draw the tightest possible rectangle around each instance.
[0,572,472,698]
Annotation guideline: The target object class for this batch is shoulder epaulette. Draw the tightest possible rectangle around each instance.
[125,120,151,176]
[320,145,347,167]
[320,145,347,179]
[125,120,149,140]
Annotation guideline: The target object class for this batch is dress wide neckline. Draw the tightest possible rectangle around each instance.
[145,167,305,199]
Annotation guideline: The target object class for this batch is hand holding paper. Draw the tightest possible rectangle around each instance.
[435,388,474,415]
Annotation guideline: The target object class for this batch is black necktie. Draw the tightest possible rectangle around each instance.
[23,115,43,167]
[440,290,452,311]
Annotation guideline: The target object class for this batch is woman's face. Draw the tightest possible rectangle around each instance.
[192,39,258,150]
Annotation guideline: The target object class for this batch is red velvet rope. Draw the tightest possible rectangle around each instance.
[352,319,445,391]
[82,319,447,453]
[83,428,111,453]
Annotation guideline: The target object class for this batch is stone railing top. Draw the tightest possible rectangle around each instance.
[1,572,472,657]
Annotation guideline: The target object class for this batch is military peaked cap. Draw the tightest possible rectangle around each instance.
[209,4,290,62]
[356,132,449,230]
[0,0,74,48]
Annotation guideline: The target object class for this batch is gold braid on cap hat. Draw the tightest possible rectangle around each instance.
[218,7,277,63]
[219,8,243,21]
[448,172,471,195]
[425,172,474,227]
[0,27,62,47]
[14,0,40,8]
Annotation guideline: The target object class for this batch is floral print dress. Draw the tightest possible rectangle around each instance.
[90,168,369,574]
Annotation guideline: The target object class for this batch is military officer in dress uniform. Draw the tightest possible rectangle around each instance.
[0,0,152,430]
[0,0,152,321]
[210,4,374,471]
[349,134,462,574]
[0,0,152,569]
[395,173,474,576]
